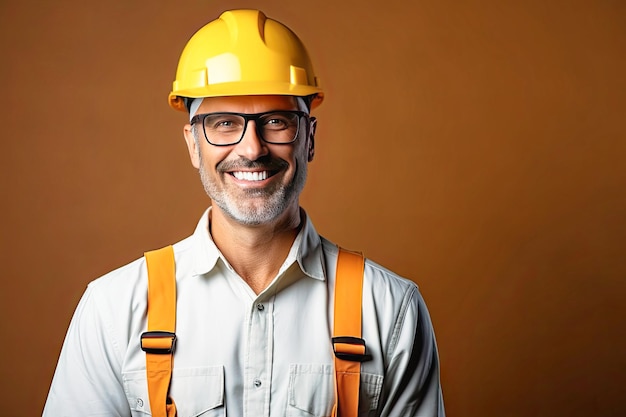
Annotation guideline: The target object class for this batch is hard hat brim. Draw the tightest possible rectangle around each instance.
[169,82,324,112]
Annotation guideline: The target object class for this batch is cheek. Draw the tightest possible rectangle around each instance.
[289,139,309,161]
[282,151,303,173]
[295,143,311,166]
[198,144,231,170]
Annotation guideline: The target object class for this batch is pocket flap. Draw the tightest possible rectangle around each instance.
[123,366,224,416]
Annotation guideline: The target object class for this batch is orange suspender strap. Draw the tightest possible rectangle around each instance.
[333,247,371,417]
[141,245,178,417]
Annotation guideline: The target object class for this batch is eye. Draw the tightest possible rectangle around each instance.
[205,114,244,132]
[217,120,233,128]
[262,113,297,131]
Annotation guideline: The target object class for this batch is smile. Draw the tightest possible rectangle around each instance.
[231,171,270,181]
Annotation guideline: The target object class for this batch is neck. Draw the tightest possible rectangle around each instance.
[209,205,302,294]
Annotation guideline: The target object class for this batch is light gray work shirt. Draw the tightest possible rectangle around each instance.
[44,209,444,416]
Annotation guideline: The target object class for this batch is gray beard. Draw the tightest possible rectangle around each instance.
[198,148,307,226]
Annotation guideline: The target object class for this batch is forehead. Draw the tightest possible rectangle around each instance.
[197,95,301,113]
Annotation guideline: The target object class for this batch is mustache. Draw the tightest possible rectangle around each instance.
[216,156,288,172]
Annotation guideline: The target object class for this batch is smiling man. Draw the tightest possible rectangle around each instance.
[44,9,444,417]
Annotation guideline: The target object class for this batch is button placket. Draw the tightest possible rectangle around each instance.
[244,297,274,416]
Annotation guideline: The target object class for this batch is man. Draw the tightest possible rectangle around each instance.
[44,9,445,417]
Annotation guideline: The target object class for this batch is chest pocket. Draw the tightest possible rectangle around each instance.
[286,364,384,417]
[287,364,335,417]
[123,366,225,417]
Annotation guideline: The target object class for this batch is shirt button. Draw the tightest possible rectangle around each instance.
[256,304,264,311]
[254,379,262,387]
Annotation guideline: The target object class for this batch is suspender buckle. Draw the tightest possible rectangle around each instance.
[141,331,177,354]
[332,336,372,362]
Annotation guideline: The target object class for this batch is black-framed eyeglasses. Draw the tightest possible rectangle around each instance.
[190,110,309,146]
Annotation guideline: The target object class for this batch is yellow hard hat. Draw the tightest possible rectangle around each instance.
[169,9,324,112]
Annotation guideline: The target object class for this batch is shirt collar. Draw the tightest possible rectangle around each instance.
[190,208,220,276]
[190,207,326,281]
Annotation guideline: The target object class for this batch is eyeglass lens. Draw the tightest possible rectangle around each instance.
[202,111,301,145]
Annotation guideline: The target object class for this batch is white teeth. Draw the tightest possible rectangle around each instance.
[232,171,269,181]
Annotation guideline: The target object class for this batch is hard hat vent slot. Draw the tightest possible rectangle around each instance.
[257,11,266,43]
[290,66,307,87]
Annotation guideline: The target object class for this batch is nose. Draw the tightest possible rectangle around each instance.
[234,120,269,160]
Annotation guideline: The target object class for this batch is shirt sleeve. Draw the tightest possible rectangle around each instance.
[43,284,131,417]
[378,287,445,417]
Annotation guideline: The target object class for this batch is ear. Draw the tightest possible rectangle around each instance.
[183,123,200,169]
[307,117,317,162]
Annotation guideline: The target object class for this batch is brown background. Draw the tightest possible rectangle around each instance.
[1,0,625,416]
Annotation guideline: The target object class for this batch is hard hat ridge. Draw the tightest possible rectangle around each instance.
[220,9,267,45]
